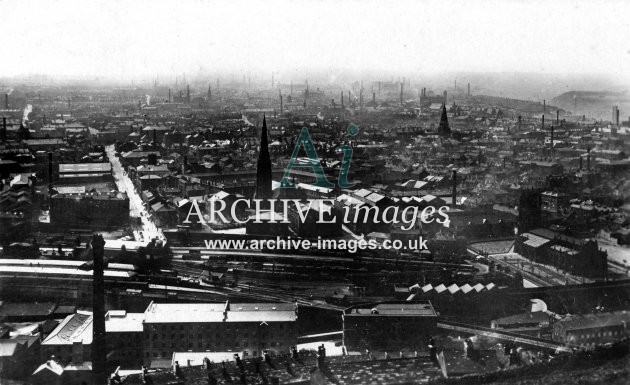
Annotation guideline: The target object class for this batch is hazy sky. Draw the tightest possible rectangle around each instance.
[1,0,629,82]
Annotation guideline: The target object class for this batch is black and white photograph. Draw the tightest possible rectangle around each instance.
[0,0,629,384]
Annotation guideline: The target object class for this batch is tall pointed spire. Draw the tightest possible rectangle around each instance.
[438,103,451,137]
[255,115,272,200]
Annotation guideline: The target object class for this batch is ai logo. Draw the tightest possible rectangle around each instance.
[279,124,359,189]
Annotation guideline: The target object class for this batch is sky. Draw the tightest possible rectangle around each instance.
[1,0,629,82]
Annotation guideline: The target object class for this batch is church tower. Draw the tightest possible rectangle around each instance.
[438,103,451,137]
[255,115,272,200]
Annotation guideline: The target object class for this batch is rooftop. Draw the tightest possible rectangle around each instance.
[144,302,297,324]
[344,301,437,317]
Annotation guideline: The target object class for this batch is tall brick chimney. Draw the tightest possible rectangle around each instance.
[452,169,457,206]
[550,125,554,156]
[91,234,107,384]
[1,117,6,142]
[48,152,53,183]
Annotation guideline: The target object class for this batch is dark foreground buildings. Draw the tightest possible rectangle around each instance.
[342,301,438,354]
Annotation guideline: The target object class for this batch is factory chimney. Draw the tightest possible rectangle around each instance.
[91,234,107,385]
[616,108,620,126]
[48,152,53,183]
[4,94,7,109]
[452,169,457,206]
[443,90,447,104]
[542,114,545,130]
[400,83,404,106]
[467,83,470,97]
[187,85,190,102]
[556,110,559,125]
[207,85,211,101]
[373,92,376,104]
[280,94,283,115]
[341,91,344,108]
[543,100,546,113]
[550,125,554,159]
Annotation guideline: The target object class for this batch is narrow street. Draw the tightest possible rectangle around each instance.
[106,145,164,242]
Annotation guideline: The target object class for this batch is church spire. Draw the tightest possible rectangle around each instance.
[255,115,272,200]
[438,103,451,137]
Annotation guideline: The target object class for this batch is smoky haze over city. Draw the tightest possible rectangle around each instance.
[1,1,630,385]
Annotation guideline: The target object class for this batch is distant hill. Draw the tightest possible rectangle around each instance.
[468,94,561,114]
[551,91,630,121]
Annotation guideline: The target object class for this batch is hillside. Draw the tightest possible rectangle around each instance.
[551,90,630,121]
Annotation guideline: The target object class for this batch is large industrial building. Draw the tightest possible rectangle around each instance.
[142,301,298,366]
[342,301,438,354]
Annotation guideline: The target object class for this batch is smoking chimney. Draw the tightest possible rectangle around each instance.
[452,169,457,206]
[91,234,107,385]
